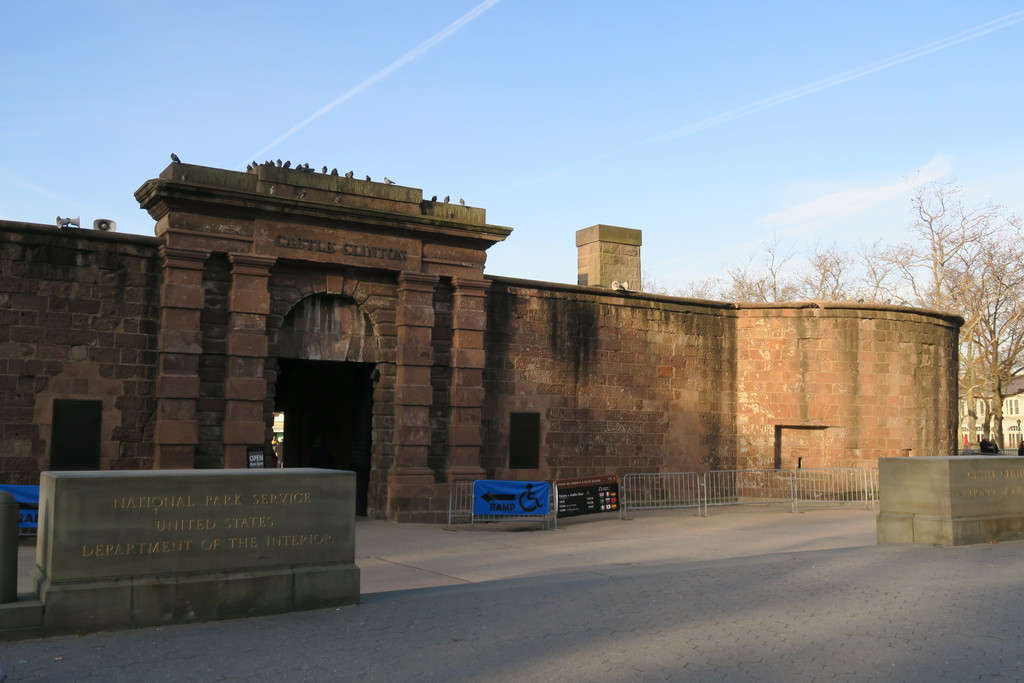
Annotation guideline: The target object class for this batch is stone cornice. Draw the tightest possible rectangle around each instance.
[135,164,512,248]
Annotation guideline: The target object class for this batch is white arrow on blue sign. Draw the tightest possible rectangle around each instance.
[473,480,550,516]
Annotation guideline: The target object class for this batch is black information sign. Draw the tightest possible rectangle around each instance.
[556,475,619,517]
[246,446,265,469]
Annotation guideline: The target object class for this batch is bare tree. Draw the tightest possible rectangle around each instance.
[879,182,1024,448]
[881,182,1001,311]
[965,240,1024,447]
[796,243,855,301]
[639,270,673,295]
[676,276,723,300]
[719,234,801,302]
[852,240,900,304]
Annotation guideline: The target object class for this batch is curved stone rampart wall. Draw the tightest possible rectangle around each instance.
[483,281,961,479]
[734,303,960,470]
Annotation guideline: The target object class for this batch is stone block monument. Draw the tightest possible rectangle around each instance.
[877,456,1024,546]
[32,469,358,635]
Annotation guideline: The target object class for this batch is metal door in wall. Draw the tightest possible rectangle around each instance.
[50,399,102,470]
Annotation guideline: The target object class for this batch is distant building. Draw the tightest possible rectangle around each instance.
[961,379,1024,449]
[0,163,962,521]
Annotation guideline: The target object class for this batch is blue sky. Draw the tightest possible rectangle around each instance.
[2,1,1022,290]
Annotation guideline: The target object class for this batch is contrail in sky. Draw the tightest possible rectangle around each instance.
[644,10,1024,146]
[497,9,1024,193]
[243,0,503,165]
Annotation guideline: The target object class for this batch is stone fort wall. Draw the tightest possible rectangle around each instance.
[481,279,960,481]
[0,200,961,520]
[733,304,959,471]
[482,277,738,480]
[0,223,161,483]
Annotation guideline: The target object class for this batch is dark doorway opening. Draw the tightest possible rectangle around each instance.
[774,425,829,470]
[275,358,374,516]
[51,399,102,470]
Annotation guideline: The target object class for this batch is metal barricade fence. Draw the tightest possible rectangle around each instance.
[619,472,702,518]
[870,467,879,509]
[448,479,557,529]
[704,469,796,513]
[792,468,872,510]
[452,468,874,526]
[448,479,475,527]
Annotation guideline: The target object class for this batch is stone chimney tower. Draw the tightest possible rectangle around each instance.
[576,224,642,289]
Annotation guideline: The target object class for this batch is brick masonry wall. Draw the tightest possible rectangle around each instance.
[0,221,963,514]
[734,304,960,470]
[483,279,960,480]
[483,278,739,481]
[0,224,161,483]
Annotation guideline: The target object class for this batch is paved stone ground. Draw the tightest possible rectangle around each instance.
[4,507,1024,682]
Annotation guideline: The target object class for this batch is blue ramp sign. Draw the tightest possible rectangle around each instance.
[0,484,39,530]
[473,480,550,516]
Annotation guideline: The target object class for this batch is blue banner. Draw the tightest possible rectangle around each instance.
[473,480,550,516]
[0,484,39,529]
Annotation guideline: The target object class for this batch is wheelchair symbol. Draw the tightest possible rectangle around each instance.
[518,483,542,512]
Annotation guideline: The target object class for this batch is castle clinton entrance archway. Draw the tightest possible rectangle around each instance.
[134,163,509,520]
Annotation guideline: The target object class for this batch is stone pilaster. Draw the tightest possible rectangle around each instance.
[388,272,439,518]
[154,247,207,468]
[446,277,490,480]
[223,254,276,469]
